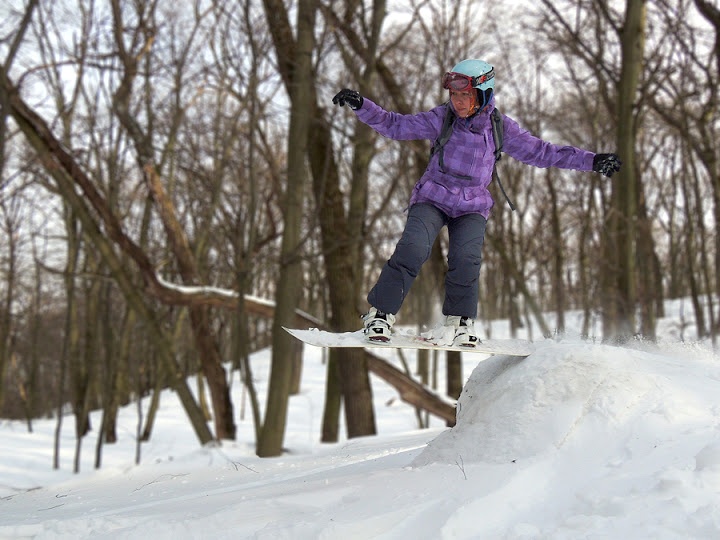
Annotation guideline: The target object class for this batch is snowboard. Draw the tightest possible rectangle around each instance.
[283,327,535,357]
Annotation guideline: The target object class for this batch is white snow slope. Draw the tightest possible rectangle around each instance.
[2,309,720,539]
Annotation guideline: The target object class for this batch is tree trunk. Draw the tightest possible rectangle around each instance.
[635,172,659,340]
[446,351,463,402]
[0,202,16,414]
[692,0,720,340]
[602,0,646,342]
[319,0,390,439]
[257,0,316,457]
[148,170,237,438]
[546,170,565,333]
[73,253,101,473]
[321,353,342,443]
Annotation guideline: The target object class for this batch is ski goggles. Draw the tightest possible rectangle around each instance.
[442,69,495,91]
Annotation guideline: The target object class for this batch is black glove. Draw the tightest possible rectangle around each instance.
[332,89,363,110]
[593,153,622,178]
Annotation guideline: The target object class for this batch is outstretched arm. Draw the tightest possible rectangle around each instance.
[332,89,442,141]
[501,114,620,176]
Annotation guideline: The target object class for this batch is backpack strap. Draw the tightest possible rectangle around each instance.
[429,104,455,172]
[490,108,516,211]
[491,108,504,161]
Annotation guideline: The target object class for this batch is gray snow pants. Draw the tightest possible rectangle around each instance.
[367,203,487,318]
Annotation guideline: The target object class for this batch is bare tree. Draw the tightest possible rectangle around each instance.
[257,0,319,457]
[0,192,21,414]
[650,0,720,339]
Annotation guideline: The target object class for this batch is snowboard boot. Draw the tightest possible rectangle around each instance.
[362,307,396,343]
[445,315,480,348]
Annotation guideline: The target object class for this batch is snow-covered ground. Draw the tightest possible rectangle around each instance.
[2,303,720,539]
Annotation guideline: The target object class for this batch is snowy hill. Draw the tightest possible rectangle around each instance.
[2,314,720,538]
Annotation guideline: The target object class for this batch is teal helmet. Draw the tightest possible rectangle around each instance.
[450,59,495,91]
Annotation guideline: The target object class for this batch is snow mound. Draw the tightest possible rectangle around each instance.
[413,341,720,466]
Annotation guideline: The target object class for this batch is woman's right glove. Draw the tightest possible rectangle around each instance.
[593,153,622,177]
[332,89,363,110]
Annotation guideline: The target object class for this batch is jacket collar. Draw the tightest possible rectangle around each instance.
[449,96,496,126]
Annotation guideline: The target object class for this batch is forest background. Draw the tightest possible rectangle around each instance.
[0,0,718,463]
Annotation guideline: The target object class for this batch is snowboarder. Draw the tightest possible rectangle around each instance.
[332,59,621,347]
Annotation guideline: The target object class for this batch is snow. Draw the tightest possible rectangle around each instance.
[2,305,720,539]
[155,275,240,299]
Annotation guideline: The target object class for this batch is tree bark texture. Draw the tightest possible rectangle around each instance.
[602,0,646,342]
[257,0,317,457]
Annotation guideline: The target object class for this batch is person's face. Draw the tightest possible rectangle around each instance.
[450,89,476,118]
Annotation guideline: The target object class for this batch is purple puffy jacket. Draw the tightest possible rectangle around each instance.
[354,97,595,218]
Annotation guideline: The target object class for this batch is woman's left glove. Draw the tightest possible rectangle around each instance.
[332,89,363,110]
[593,153,622,177]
